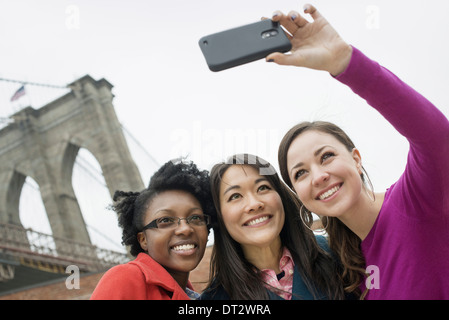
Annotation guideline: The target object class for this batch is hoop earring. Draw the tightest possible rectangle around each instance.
[300,205,329,232]
[299,205,313,232]
[365,186,375,202]
[320,216,329,231]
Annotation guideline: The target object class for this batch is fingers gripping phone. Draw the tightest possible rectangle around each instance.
[199,19,291,72]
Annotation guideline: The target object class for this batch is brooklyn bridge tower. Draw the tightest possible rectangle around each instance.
[0,75,145,295]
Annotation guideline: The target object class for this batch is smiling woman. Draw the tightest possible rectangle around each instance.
[199,154,349,300]
[218,164,285,254]
[90,159,216,300]
[137,189,210,283]
[273,4,449,299]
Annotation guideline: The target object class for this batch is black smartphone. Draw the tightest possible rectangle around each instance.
[198,19,291,72]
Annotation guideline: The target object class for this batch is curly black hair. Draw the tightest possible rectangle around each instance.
[112,159,215,257]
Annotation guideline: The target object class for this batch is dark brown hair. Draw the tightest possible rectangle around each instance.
[278,121,369,297]
[205,154,346,299]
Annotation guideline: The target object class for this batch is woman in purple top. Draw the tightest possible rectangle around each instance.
[271,4,449,299]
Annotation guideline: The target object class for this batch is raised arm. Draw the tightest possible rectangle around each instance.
[268,4,449,217]
[267,4,449,145]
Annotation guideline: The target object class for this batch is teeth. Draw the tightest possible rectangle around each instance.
[319,186,340,200]
[172,244,195,251]
[246,216,269,226]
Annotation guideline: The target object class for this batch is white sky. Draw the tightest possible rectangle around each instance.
[1,0,449,252]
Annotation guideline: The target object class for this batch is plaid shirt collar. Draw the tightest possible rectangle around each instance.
[260,247,295,300]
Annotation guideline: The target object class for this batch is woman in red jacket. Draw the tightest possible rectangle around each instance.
[90,159,215,300]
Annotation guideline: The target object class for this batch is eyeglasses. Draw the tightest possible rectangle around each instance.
[141,214,211,231]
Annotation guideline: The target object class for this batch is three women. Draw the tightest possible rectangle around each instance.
[94,3,449,300]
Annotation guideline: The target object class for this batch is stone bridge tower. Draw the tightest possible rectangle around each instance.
[0,75,145,245]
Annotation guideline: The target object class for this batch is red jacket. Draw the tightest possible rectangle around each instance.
[90,253,193,300]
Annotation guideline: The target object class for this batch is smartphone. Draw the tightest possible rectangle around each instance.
[198,19,291,72]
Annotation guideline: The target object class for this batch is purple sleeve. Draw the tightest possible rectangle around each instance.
[335,47,449,218]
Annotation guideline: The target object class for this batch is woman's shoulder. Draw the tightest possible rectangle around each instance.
[90,260,147,299]
[94,253,169,289]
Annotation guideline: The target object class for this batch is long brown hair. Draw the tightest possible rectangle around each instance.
[278,121,369,297]
[206,154,346,299]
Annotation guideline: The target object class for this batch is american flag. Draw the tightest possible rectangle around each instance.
[10,85,26,102]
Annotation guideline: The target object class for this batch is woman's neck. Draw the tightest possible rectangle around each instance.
[339,190,385,240]
[166,269,189,290]
[241,237,283,273]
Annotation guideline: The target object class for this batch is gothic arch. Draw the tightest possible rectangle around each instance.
[0,75,144,250]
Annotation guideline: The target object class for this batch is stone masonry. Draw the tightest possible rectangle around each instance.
[0,75,144,246]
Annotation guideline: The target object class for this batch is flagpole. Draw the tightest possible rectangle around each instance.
[25,84,33,108]
[3,77,67,115]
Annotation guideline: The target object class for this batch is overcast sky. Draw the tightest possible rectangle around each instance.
[2,0,449,251]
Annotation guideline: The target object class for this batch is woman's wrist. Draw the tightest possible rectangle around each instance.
[329,43,353,76]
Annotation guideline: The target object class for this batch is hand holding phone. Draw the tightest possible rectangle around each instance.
[198,19,291,72]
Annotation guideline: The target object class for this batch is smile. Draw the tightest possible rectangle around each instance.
[317,184,342,200]
[171,243,197,252]
[244,215,272,227]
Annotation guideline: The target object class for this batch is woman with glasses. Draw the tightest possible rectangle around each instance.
[91,159,215,300]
